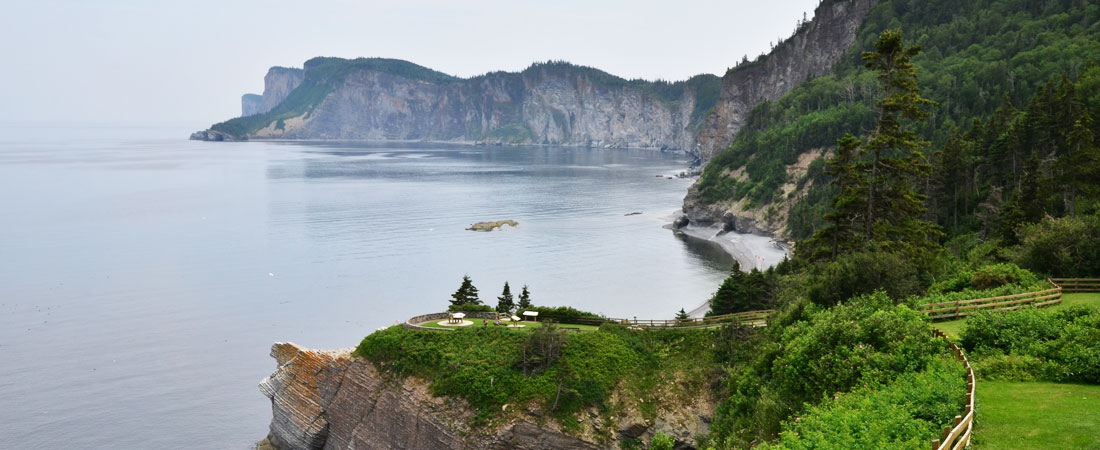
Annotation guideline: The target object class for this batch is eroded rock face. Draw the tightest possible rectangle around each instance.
[259,67,305,114]
[242,93,264,117]
[248,67,701,152]
[259,343,621,450]
[694,0,877,162]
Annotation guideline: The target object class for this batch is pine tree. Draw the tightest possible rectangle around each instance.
[496,282,515,314]
[1059,110,1100,217]
[859,29,940,250]
[516,285,532,311]
[805,133,867,260]
[449,275,480,307]
[708,262,773,315]
[675,308,690,321]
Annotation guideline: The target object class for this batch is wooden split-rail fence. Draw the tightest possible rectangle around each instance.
[930,329,976,450]
[921,277,1100,321]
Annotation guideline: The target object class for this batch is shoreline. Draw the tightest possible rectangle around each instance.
[662,213,791,317]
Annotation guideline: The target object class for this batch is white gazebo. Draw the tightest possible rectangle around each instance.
[449,312,466,324]
[522,310,538,321]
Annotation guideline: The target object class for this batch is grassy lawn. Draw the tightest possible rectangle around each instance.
[975,381,1100,449]
[934,293,1100,339]
[417,319,603,332]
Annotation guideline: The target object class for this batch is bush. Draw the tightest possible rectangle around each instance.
[759,357,966,450]
[926,263,1040,294]
[1013,213,1100,277]
[649,432,675,450]
[448,304,495,313]
[709,292,946,447]
[807,251,924,307]
[961,306,1100,383]
[522,306,605,324]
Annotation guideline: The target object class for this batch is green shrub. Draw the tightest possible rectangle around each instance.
[649,432,675,450]
[759,357,966,450]
[447,304,494,313]
[1013,213,1100,277]
[522,306,605,323]
[926,262,1040,294]
[807,251,924,307]
[970,263,1040,290]
[961,306,1100,383]
[709,292,947,446]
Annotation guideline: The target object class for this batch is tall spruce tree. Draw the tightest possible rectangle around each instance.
[805,133,867,261]
[1058,110,1100,217]
[449,275,480,307]
[496,282,515,314]
[859,29,940,250]
[516,285,532,311]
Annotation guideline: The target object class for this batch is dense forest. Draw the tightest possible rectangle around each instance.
[696,0,1100,244]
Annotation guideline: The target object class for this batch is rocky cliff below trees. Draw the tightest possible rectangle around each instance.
[258,342,713,450]
[195,59,719,152]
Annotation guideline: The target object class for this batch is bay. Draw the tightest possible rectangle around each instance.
[0,123,736,449]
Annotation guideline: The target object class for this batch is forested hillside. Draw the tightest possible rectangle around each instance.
[693,0,1100,242]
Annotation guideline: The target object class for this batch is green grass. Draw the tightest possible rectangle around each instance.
[417,319,602,332]
[934,293,1100,339]
[975,381,1100,449]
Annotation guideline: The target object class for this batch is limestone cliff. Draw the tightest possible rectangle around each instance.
[693,0,877,162]
[242,94,264,117]
[259,67,305,114]
[259,342,713,450]
[682,0,877,238]
[195,59,718,152]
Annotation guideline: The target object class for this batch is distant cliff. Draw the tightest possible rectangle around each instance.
[195,59,719,152]
[693,0,877,162]
[259,342,713,450]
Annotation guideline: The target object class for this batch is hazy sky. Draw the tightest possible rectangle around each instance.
[0,0,819,124]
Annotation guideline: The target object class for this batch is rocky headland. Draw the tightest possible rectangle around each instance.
[259,342,713,450]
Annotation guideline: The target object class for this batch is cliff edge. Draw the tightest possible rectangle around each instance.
[259,342,713,450]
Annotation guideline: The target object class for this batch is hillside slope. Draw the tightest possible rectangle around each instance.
[686,0,1100,239]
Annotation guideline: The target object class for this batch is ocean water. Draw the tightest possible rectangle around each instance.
[0,123,738,449]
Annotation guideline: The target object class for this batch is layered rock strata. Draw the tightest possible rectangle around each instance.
[259,342,712,450]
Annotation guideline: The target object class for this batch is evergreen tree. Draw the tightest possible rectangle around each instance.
[998,152,1047,243]
[859,29,940,250]
[449,275,480,307]
[708,262,774,315]
[805,133,867,260]
[675,308,690,321]
[495,281,515,314]
[516,285,532,311]
[1058,110,1100,217]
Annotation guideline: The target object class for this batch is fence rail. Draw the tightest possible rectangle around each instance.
[1049,278,1100,293]
[922,286,1062,321]
[931,329,976,450]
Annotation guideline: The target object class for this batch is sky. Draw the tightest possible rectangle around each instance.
[0,0,820,124]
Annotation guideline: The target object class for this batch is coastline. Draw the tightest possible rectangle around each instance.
[663,213,791,316]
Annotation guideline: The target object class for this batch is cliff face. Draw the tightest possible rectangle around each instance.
[242,94,264,117]
[259,67,305,114]
[259,342,712,450]
[257,67,698,151]
[197,60,717,152]
[694,0,877,162]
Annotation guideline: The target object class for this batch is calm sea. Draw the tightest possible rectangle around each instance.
[0,123,737,449]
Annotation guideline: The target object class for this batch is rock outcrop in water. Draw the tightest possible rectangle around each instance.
[193,60,719,152]
[259,342,712,450]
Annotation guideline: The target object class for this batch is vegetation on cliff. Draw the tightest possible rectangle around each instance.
[208,58,721,141]
[695,0,1100,243]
